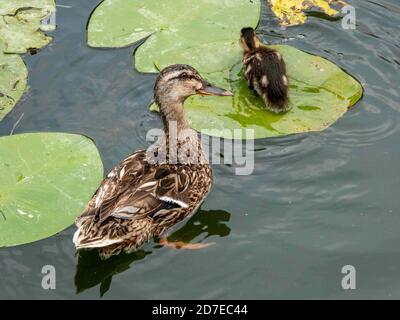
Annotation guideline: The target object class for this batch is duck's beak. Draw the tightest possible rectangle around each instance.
[197,82,233,96]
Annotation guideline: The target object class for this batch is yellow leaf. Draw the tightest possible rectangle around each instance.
[268,0,348,26]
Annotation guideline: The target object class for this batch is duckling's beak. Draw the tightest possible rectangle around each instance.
[197,82,233,96]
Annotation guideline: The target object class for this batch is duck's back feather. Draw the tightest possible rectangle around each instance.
[74,150,212,258]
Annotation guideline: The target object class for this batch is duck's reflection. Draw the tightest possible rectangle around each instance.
[74,209,231,296]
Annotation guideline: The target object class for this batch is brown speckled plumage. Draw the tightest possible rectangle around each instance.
[74,149,212,259]
[73,64,230,259]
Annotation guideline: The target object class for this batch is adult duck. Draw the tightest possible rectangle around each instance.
[73,64,232,259]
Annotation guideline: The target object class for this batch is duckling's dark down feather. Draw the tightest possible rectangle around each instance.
[243,47,290,113]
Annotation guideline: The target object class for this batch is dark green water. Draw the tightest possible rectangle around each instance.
[1,0,400,299]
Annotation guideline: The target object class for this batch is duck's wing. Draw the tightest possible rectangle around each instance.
[148,164,212,228]
[75,150,152,224]
[75,150,211,249]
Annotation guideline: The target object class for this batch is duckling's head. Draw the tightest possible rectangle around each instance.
[154,64,232,128]
[240,27,260,52]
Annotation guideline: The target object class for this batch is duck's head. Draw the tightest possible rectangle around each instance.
[154,64,232,106]
[240,27,260,53]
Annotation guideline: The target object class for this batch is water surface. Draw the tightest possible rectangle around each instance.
[0,0,399,299]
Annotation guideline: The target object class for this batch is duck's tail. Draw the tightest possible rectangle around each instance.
[73,218,154,259]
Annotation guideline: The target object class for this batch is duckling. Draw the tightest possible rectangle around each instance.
[73,64,232,259]
[240,27,290,113]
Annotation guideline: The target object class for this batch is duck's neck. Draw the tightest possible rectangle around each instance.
[148,100,208,165]
[160,100,190,133]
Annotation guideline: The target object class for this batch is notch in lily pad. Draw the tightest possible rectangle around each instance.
[87,0,261,74]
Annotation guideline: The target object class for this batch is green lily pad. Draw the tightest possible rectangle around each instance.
[87,0,260,73]
[0,45,28,121]
[150,45,363,139]
[0,0,56,54]
[0,133,104,247]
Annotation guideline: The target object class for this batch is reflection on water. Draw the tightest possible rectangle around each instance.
[75,249,151,297]
[74,209,231,296]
